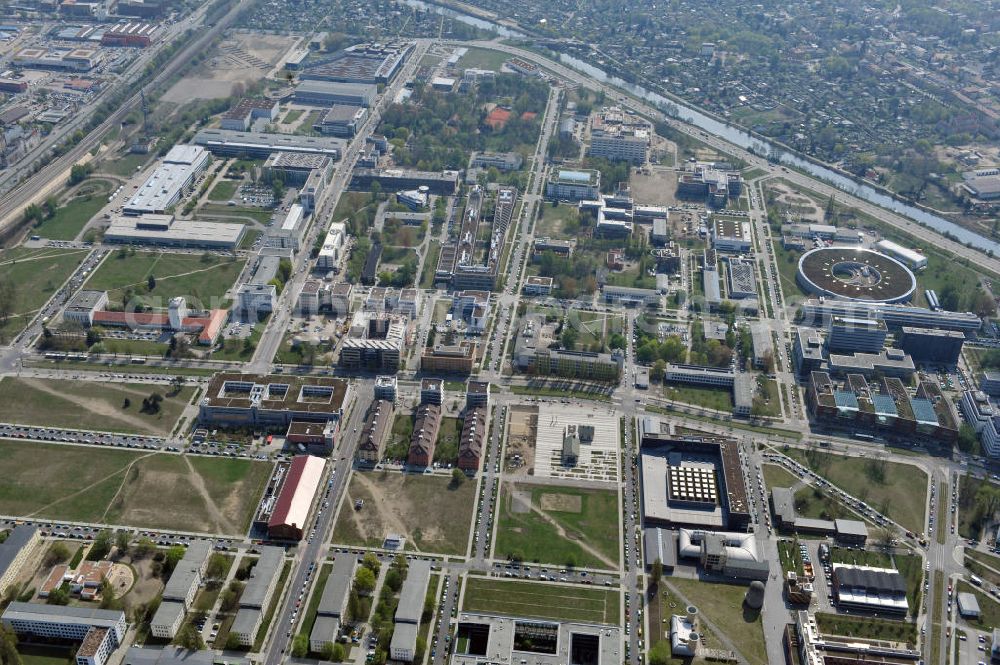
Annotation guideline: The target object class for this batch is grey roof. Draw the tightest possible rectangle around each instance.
[123,646,252,665]
[149,601,185,631]
[771,487,796,524]
[872,394,898,416]
[0,526,38,580]
[317,556,356,617]
[642,528,677,569]
[162,541,210,601]
[834,519,869,539]
[231,607,262,637]
[910,398,939,425]
[3,601,124,626]
[394,560,431,624]
[66,290,106,312]
[240,546,284,609]
[957,591,981,615]
[389,620,419,655]
[792,517,835,533]
[309,614,340,648]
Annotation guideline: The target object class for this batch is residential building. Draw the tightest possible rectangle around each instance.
[421,340,477,374]
[466,381,490,409]
[150,541,210,638]
[2,603,125,665]
[309,556,356,652]
[408,403,441,468]
[356,399,394,464]
[389,561,431,662]
[458,407,486,472]
[230,546,284,646]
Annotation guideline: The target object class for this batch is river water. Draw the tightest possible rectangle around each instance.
[401,0,1000,254]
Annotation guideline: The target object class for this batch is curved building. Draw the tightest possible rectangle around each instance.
[796,247,916,304]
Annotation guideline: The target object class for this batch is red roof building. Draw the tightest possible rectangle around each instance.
[484,107,511,130]
[267,455,325,540]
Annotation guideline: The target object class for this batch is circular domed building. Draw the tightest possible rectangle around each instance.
[796,247,916,304]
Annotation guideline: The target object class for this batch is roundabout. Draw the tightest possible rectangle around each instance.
[796,247,916,303]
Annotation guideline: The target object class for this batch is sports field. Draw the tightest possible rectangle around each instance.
[332,471,475,555]
[84,250,245,310]
[462,578,619,624]
[0,247,87,343]
[0,377,194,435]
[0,440,271,533]
[495,483,619,569]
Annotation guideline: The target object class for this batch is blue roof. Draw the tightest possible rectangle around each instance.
[558,169,592,183]
[910,398,939,425]
[872,394,898,416]
[834,390,859,409]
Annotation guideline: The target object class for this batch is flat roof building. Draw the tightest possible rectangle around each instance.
[124,145,210,215]
[294,80,378,107]
[309,555,356,652]
[199,373,350,429]
[0,526,41,598]
[390,560,431,662]
[546,169,601,201]
[193,129,343,160]
[3,603,126,665]
[105,214,245,250]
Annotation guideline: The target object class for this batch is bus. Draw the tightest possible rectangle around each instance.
[130,357,146,364]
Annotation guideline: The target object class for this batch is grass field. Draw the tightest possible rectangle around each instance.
[332,471,475,555]
[777,540,804,575]
[456,47,510,72]
[762,464,800,489]
[785,448,927,534]
[17,645,75,665]
[34,181,112,240]
[84,250,245,310]
[102,152,150,177]
[957,580,1000,631]
[494,483,619,570]
[667,578,767,665]
[535,203,578,239]
[420,240,441,288]
[662,383,733,412]
[462,578,619,624]
[0,440,270,533]
[0,377,193,435]
[0,247,87,343]
[208,180,239,201]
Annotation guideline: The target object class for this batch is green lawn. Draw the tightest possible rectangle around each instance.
[420,240,441,288]
[207,179,239,201]
[433,417,464,465]
[0,377,193,435]
[957,580,1000,630]
[462,577,618,624]
[535,203,579,239]
[814,613,916,645]
[784,449,927,534]
[85,250,245,310]
[762,463,800,490]
[101,152,151,177]
[958,474,990,539]
[495,484,619,570]
[0,247,87,343]
[0,440,270,534]
[99,338,170,357]
[776,540,804,575]
[662,383,734,412]
[667,578,767,665]
[298,563,332,644]
[18,645,75,665]
[34,181,112,240]
[282,109,303,124]
[455,47,510,72]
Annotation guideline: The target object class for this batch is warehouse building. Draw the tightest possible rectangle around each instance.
[294,80,377,107]
[266,455,325,540]
[830,565,908,616]
[2,603,126,665]
[193,129,342,160]
[309,556,356,652]
[390,561,431,662]
[874,239,928,270]
[301,43,411,84]
[230,546,284,646]
[123,145,210,215]
[105,214,245,250]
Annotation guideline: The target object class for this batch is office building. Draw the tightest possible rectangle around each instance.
[827,316,888,353]
[220,98,279,131]
[470,151,523,171]
[230,546,284,646]
[263,152,333,187]
[3,603,126,665]
[0,526,41,597]
[523,276,553,296]
[980,371,1000,397]
[123,647,250,665]
[389,561,431,662]
[315,104,367,136]
[799,299,982,333]
[725,257,757,299]
[749,322,772,370]
[875,239,928,270]
[420,378,444,406]
[588,107,651,164]
[199,373,350,429]
[421,340,477,374]
[316,222,346,271]
[545,169,601,201]
[710,218,752,253]
[601,285,660,307]
[350,168,459,196]
[309,556,356,652]
[827,348,915,379]
[63,290,109,328]
[959,391,1000,458]
[788,611,920,665]
[123,145,210,215]
[301,43,410,85]
[677,163,742,206]
[899,327,965,364]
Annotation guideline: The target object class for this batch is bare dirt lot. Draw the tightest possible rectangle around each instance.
[331,470,476,555]
[630,168,680,206]
[504,405,537,477]
[162,32,299,102]
[767,181,823,222]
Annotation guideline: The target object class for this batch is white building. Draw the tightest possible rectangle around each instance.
[875,239,928,270]
[317,222,346,271]
[124,145,210,215]
[546,169,601,201]
[3,603,126,665]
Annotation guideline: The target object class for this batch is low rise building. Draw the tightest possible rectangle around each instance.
[356,399,394,464]
[545,169,601,201]
[0,526,41,597]
[221,98,279,131]
[309,555,356,652]
[421,340,477,374]
[199,373,350,430]
[710,218,752,253]
[230,546,284,646]
[389,561,431,662]
[123,145,210,216]
[470,151,523,171]
[523,276,553,296]
[2,603,126,665]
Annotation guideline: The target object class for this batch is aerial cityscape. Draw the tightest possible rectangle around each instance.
[0,1,998,665]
